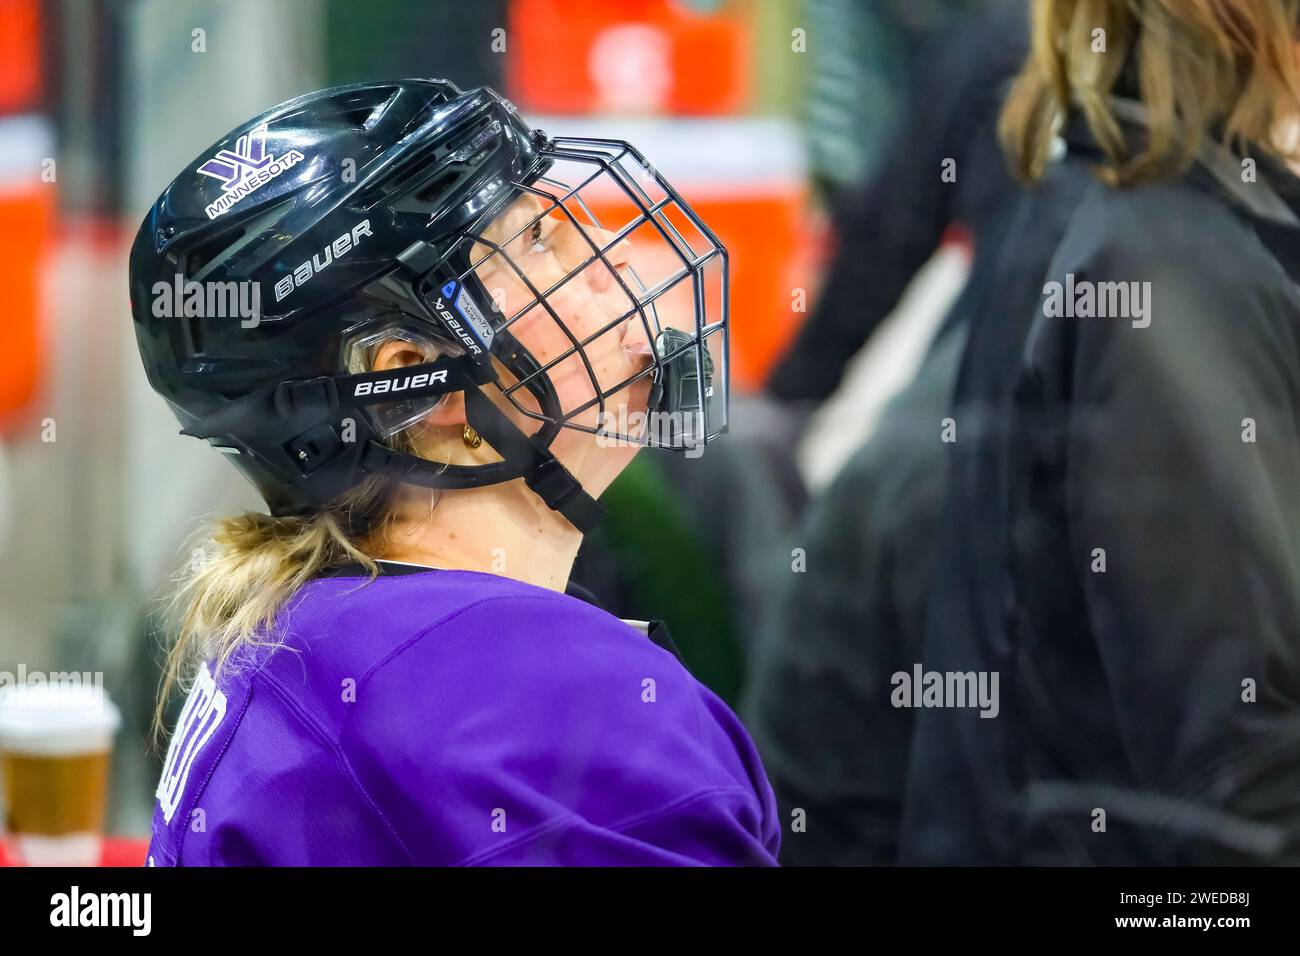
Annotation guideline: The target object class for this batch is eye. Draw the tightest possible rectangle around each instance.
[529,218,545,251]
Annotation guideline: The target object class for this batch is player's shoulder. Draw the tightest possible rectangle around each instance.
[332,569,760,853]
[280,562,655,662]
[340,567,689,704]
[318,566,707,755]
[252,564,680,729]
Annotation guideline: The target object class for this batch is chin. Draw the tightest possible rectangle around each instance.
[539,423,638,506]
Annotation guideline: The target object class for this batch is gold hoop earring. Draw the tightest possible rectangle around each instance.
[462,424,483,449]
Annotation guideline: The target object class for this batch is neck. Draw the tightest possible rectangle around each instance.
[369,478,584,592]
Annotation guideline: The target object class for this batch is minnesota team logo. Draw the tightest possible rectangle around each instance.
[197,124,305,221]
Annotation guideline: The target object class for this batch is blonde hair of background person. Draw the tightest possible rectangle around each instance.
[1000,0,1300,185]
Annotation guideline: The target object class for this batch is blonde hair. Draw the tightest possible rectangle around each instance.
[151,337,450,748]
[1000,0,1300,185]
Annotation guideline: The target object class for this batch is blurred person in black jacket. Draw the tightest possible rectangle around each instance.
[769,3,1025,406]
[900,0,1300,865]
[743,3,1035,864]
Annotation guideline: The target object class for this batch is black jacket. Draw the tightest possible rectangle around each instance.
[901,104,1300,865]
[744,5,1030,865]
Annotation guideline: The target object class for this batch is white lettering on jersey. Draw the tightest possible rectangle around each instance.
[155,662,227,824]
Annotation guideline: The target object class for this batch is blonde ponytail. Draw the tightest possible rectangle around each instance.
[150,478,398,748]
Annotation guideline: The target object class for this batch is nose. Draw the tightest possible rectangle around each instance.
[584,226,632,295]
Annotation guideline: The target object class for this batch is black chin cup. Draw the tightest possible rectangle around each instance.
[646,327,714,448]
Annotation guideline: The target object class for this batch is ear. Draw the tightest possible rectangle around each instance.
[371,338,467,426]
[372,338,425,372]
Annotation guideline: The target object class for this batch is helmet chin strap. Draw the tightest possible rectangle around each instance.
[350,351,607,534]
[181,320,609,530]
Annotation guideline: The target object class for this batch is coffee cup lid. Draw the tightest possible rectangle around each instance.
[0,683,121,755]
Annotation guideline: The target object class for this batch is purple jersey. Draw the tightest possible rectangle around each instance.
[147,563,781,865]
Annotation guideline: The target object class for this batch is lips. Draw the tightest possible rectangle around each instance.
[619,314,654,361]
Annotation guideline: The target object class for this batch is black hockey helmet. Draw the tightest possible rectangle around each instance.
[128,78,728,531]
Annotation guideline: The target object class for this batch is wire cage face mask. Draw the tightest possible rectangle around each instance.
[435,137,729,453]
